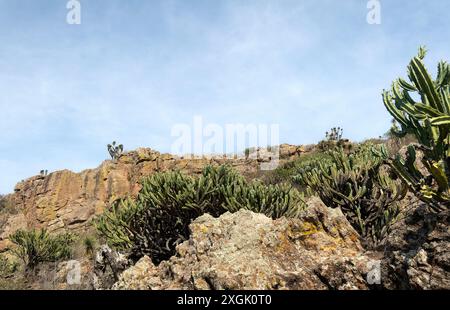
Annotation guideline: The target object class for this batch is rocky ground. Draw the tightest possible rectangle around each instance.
[0,144,448,290]
[96,197,448,290]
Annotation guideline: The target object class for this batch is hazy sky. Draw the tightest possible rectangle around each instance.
[0,0,449,193]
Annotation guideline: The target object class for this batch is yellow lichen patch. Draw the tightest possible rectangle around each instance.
[295,221,320,237]
[318,235,348,253]
[275,231,293,253]
[197,224,209,234]
[120,155,134,164]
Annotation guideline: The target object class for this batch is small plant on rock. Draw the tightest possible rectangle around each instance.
[0,255,18,276]
[83,236,97,257]
[107,141,124,160]
[318,127,347,151]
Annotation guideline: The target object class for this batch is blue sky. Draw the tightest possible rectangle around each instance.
[0,0,449,194]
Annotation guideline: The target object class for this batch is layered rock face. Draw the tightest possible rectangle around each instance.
[112,198,376,290]
[10,149,258,233]
[1,145,305,252]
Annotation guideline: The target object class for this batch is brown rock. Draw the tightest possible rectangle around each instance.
[0,213,27,252]
[7,147,276,235]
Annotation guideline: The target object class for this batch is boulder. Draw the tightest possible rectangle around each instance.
[112,198,375,290]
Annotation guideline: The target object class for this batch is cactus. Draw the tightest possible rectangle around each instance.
[293,144,407,244]
[380,47,450,210]
[326,127,343,142]
[97,165,306,263]
[107,141,124,160]
[318,127,348,152]
[9,229,76,270]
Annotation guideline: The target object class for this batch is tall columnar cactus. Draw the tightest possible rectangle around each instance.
[380,47,450,209]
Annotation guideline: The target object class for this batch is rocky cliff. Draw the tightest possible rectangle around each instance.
[0,145,305,252]
[1,143,448,290]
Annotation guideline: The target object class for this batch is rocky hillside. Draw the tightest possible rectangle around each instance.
[102,197,449,290]
[0,141,448,290]
[0,145,305,253]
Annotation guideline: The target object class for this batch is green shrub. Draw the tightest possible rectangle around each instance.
[379,47,450,210]
[97,165,305,264]
[293,144,407,244]
[9,229,76,270]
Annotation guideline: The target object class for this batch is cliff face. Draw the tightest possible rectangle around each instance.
[0,145,305,252]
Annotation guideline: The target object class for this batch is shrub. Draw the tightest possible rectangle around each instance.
[379,47,450,210]
[97,165,305,264]
[293,144,407,244]
[9,229,76,270]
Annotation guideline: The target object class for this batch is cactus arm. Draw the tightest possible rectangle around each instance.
[409,57,446,113]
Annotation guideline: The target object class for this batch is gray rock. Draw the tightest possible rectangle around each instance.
[113,198,375,290]
[380,203,450,289]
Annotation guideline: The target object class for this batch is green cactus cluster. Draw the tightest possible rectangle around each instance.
[9,229,76,270]
[96,165,306,263]
[293,144,407,244]
[380,47,450,209]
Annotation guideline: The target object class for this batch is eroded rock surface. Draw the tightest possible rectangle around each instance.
[380,202,450,289]
[112,199,376,290]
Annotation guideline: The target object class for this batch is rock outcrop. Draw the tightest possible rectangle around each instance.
[0,145,306,252]
[110,195,450,290]
[380,200,450,289]
[112,198,376,290]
